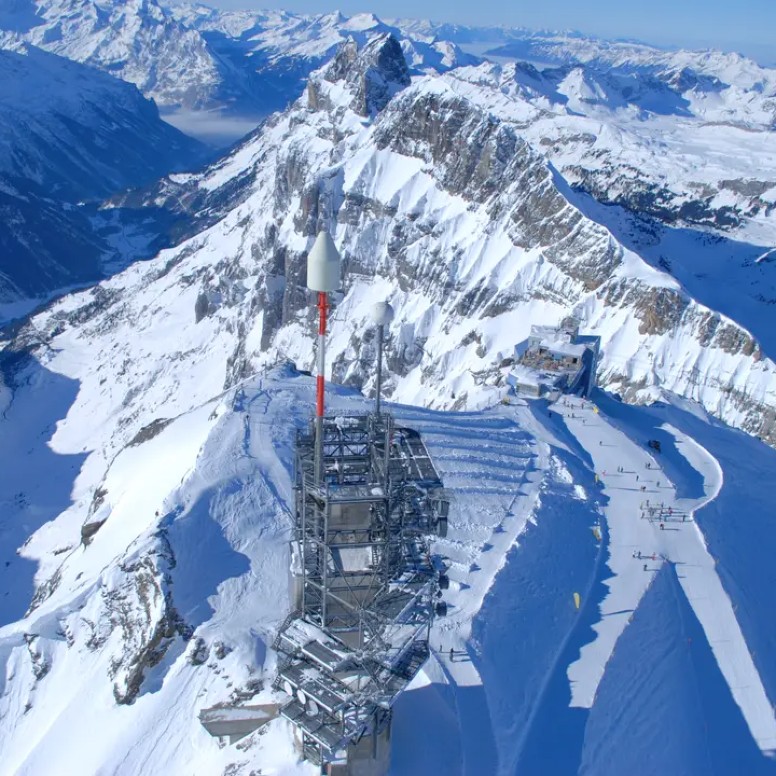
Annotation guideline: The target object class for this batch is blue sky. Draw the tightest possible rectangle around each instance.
[205,0,776,63]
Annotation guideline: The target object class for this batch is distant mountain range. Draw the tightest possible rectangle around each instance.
[0,0,477,115]
[2,0,773,130]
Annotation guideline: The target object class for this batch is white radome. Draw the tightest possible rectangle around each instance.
[306,230,342,292]
[370,301,395,327]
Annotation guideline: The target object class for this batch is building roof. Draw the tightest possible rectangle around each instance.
[540,339,587,358]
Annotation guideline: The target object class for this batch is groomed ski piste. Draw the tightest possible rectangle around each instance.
[1,361,776,775]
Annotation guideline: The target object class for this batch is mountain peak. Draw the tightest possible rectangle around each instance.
[319,32,411,116]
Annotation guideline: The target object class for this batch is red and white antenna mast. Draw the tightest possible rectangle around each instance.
[306,230,342,483]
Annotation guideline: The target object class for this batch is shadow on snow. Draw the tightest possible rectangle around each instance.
[0,352,87,628]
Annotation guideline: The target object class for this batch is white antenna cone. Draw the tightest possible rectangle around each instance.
[306,230,342,292]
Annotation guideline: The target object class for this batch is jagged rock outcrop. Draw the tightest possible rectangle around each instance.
[107,539,191,705]
[308,32,411,117]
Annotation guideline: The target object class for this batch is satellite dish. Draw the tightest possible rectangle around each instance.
[306,231,342,292]
[282,680,293,696]
[306,698,320,717]
[296,688,306,705]
[370,301,395,327]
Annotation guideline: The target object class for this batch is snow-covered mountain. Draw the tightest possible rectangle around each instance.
[4,357,775,774]
[3,30,775,485]
[5,0,773,136]
[0,44,202,201]
[0,42,204,307]
[0,0,477,116]
[0,0,229,109]
[482,32,776,130]
[2,28,776,776]
[431,61,776,354]
[57,33,775,444]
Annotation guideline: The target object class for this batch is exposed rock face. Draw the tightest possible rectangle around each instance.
[437,61,776,246]
[308,32,411,117]
[568,167,744,230]
[107,540,191,705]
[7,35,776,459]
[349,34,411,116]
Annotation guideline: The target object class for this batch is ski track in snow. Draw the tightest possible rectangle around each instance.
[562,397,776,753]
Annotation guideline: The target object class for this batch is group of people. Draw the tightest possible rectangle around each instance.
[633,549,668,572]
[640,500,688,524]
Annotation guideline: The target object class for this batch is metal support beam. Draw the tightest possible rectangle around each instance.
[315,291,327,485]
[376,323,384,415]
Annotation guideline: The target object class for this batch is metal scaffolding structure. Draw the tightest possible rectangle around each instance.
[273,411,449,770]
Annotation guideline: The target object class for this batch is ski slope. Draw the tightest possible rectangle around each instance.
[559,395,776,752]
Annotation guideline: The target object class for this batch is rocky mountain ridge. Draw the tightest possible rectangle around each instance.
[5,34,775,449]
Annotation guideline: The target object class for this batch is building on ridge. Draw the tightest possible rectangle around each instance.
[507,318,600,399]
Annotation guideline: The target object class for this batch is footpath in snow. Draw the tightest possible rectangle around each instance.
[559,396,776,753]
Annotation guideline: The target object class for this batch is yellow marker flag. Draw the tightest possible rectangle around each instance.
[574,592,581,610]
